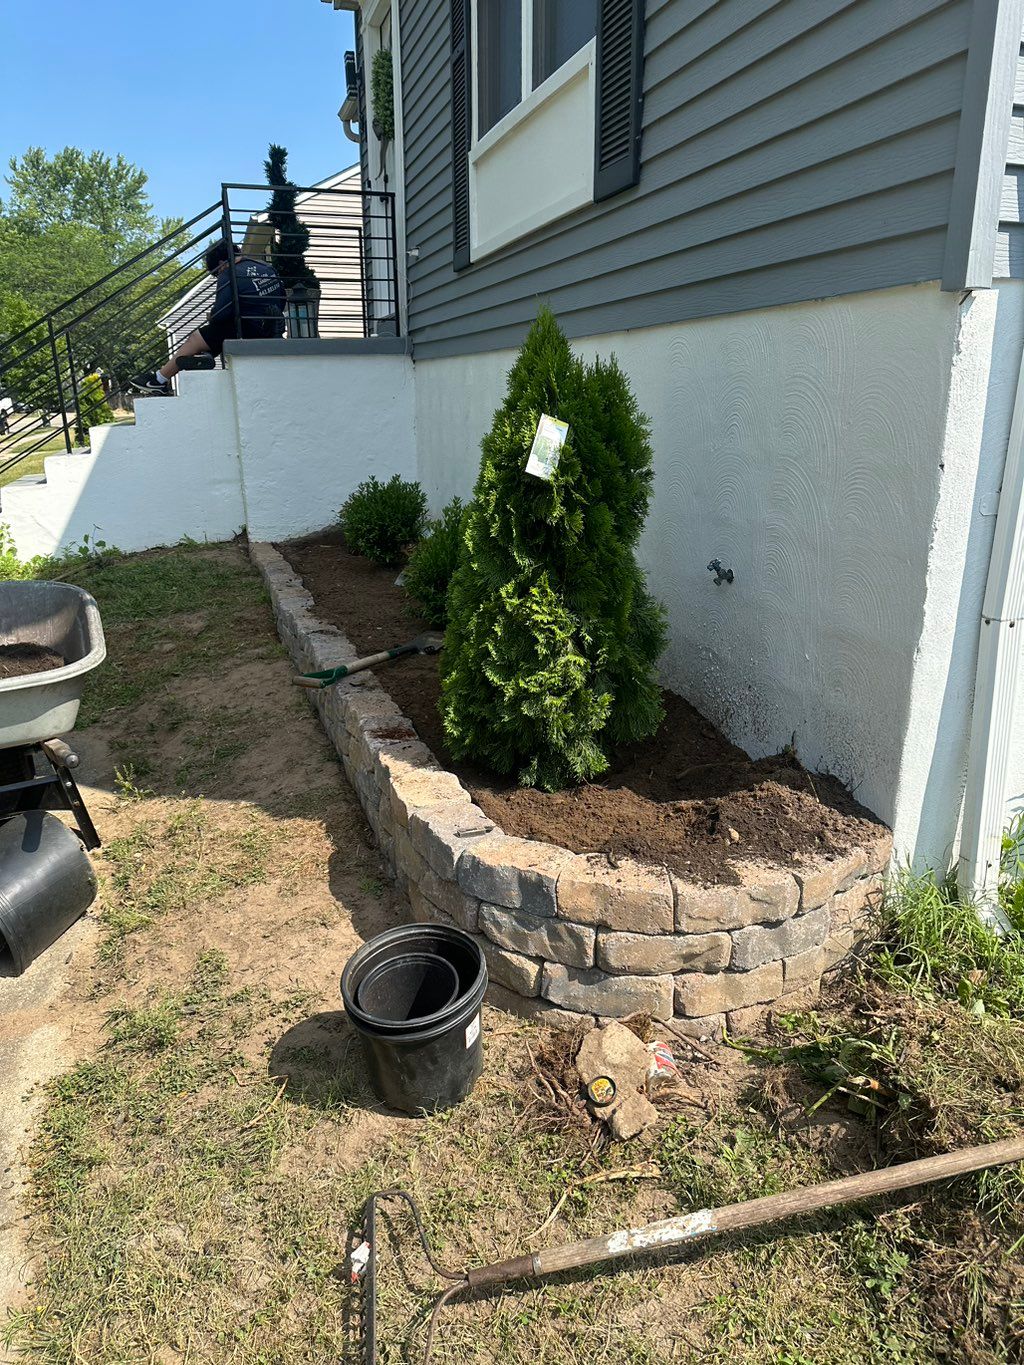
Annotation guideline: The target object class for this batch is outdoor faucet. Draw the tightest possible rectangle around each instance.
[707,558,734,586]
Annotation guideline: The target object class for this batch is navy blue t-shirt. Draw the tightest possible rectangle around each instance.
[210,257,286,334]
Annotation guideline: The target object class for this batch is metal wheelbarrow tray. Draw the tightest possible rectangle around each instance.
[0,582,106,749]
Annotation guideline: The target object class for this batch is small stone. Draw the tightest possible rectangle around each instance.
[480,941,542,996]
[542,964,674,1020]
[608,1092,659,1140]
[596,929,730,976]
[730,906,828,971]
[479,903,595,968]
[576,1019,651,1085]
[674,960,785,1017]
[556,856,674,934]
[728,827,741,844]
[407,803,497,880]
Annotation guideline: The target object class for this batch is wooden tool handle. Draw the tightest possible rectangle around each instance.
[291,649,402,689]
[532,1137,1024,1278]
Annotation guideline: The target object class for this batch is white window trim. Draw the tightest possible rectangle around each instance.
[471,39,594,162]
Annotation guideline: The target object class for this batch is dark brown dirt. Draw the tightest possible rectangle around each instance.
[0,642,65,680]
[281,531,886,883]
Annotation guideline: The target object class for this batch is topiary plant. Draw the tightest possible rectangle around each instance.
[340,474,427,566]
[403,497,466,627]
[371,49,395,143]
[440,308,667,790]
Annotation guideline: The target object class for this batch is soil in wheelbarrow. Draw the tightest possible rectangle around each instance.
[280,531,886,884]
[0,642,66,680]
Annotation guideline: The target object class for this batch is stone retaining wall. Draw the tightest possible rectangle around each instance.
[252,543,892,1036]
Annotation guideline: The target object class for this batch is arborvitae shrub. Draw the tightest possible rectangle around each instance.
[75,372,113,443]
[339,474,427,566]
[440,309,666,790]
[403,497,466,627]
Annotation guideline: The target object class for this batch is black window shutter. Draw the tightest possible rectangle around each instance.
[594,0,645,202]
[451,0,472,270]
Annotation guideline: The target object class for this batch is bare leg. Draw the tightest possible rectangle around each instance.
[158,330,212,381]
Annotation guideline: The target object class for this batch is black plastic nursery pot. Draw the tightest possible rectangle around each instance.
[341,923,487,1115]
[0,810,97,975]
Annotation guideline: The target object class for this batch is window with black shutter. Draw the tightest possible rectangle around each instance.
[449,0,642,268]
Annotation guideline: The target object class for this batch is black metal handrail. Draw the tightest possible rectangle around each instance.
[0,182,400,482]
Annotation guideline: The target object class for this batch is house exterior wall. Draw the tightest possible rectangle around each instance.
[995,14,1024,275]
[414,282,1015,867]
[401,0,977,360]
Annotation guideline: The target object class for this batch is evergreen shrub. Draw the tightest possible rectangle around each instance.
[75,372,113,443]
[440,309,667,790]
[340,474,427,566]
[403,497,465,627]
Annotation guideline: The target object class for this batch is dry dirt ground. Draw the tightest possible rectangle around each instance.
[0,542,1019,1365]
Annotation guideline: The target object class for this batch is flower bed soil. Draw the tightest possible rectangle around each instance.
[0,642,66,680]
[281,531,886,884]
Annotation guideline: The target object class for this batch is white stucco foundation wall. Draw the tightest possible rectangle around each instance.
[1,369,244,559]
[414,283,1009,868]
[228,351,417,542]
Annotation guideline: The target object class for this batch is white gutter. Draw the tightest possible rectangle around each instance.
[958,328,1024,923]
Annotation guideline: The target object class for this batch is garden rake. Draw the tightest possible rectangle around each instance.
[351,1136,1024,1364]
[292,632,443,690]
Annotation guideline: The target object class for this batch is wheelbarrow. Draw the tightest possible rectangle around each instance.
[0,581,106,974]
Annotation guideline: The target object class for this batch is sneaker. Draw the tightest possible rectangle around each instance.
[131,372,172,395]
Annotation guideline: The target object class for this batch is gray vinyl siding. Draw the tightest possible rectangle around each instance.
[401,0,974,359]
[995,19,1024,275]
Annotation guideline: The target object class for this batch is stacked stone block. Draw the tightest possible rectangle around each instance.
[252,543,893,1036]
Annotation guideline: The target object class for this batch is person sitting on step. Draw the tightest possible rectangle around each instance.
[133,240,286,394]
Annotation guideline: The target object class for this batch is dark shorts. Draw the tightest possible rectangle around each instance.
[198,311,285,356]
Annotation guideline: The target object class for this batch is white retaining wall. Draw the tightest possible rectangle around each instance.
[414,283,1020,870]
[2,349,417,558]
[229,351,417,542]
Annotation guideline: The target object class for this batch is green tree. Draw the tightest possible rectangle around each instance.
[264,145,318,292]
[3,147,158,243]
[440,309,667,790]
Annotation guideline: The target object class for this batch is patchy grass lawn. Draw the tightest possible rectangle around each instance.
[2,542,1023,1364]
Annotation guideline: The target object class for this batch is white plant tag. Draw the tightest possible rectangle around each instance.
[526,414,569,481]
[465,1013,481,1049]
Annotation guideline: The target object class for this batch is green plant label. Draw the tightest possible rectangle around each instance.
[526,414,569,481]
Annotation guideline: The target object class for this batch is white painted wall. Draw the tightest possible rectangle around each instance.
[414,283,1014,868]
[1,351,417,558]
[1,370,245,558]
[229,351,417,542]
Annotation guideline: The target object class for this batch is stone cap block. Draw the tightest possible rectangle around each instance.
[479,903,595,968]
[596,929,730,976]
[556,855,673,934]
[541,963,674,1020]
[459,836,572,915]
[675,960,784,1017]
[673,864,799,934]
[794,831,891,911]
[407,804,498,880]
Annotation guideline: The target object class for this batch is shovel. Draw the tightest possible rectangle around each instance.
[353,1135,1024,1364]
[291,632,444,690]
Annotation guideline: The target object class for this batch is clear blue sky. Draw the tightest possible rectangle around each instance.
[0,0,359,222]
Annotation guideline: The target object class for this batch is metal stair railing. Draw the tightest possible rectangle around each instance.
[0,183,400,484]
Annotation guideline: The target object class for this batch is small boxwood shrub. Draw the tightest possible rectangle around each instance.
[403,497,465,627]
[339,474,427,566]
